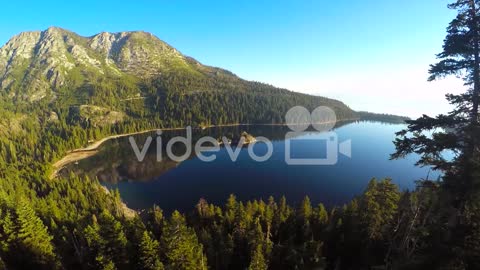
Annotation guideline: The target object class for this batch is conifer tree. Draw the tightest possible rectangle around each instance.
[298,196,313,222]
[248,244,267,270]
[15,200,58,268]
[84,215,107,269]
[360,179,400,241]
[161,211,207,270]
[277,196,291,223]
[98,210,128,268]
[138,231,164,270]
[392,1,480,267]
[315,203,329,226]
[393,0,480,196]
[249,218,265,252]
[0,211,15,254]
[145,205,164,238]
[226,194,238,225]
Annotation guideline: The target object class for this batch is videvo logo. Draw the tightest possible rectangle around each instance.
[128,106,351,165]
[284,106,351,165]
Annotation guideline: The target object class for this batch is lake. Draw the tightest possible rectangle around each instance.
[62,121,440,213]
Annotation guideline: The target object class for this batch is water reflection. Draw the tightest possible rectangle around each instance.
[61,121,438,213]
[62,123,353,183]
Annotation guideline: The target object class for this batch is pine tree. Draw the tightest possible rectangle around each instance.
[146,205,164,238]
[84,215,107,269]
[249,218,265,251]
[138,231,164,270]
[393,0,480,197]
[315,203,329,226]
[248,244,267,270]
[226,194,237,225]
[0,210,15,254]
[360,179,400,241]
[15,199,58,268]
[98,210,128,268]
[277,196,291,223]
[161,211,207,270]
[392,1,480,267]
[298,196,313,222]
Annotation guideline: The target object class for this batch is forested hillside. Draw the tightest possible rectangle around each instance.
[0,27,358,172]
[0,27,357,124]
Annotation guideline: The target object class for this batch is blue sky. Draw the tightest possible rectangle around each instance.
[0,0,464,117]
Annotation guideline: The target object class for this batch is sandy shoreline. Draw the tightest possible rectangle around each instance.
[50,128,175,179]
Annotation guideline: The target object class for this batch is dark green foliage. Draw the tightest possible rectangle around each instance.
[0,199,59,269]
[15,199,57,264]
[391,1,480,268]
[360,179,400,241]
[0,167,433,270]
[161,211,207,270]
[138,231,164,270]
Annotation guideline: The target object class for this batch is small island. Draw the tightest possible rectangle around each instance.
[218,131,256,146]
[238,131,256,144]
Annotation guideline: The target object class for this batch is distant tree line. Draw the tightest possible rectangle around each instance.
[357,111,410,124]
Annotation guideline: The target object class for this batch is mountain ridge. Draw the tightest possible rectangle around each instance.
[0,27,206,101]
[0,27,335,105]
[0,27,405,139]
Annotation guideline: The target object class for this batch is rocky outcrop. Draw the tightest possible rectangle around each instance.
[69,105,125,127]
[223,131,257,145]
[240,131,257,144]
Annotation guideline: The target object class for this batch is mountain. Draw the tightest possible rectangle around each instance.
[0,27,412,142]
[0,27,208,101]
[0,27,357,122]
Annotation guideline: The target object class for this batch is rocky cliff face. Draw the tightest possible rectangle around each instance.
[0,27,196,102]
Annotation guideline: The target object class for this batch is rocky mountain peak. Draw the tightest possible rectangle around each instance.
[0,27,194,102]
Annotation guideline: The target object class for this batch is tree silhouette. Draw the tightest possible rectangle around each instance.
[392,1,480,268]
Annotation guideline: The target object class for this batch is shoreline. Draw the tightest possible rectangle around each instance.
[50,119,361,179]
[50,127,181,179]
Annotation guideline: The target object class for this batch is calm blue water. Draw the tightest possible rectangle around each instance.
[65,122,440,213]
